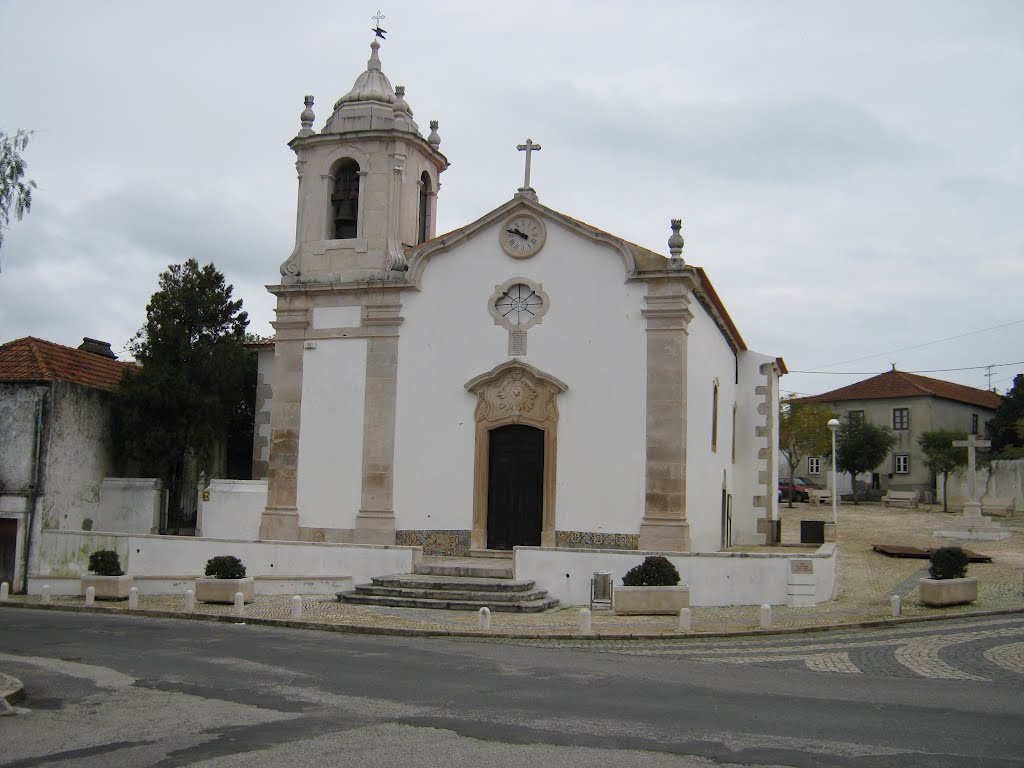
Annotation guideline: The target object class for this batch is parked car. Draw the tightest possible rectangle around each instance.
[779,477,823,502]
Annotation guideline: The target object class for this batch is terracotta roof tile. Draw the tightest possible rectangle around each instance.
[799,369,1002,410]
[0,337,134,392]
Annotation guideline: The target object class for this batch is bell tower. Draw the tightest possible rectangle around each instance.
[279,39,449,282]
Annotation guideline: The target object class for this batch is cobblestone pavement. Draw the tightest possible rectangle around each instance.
[490,615,1024,685]
[4,502,1023,638]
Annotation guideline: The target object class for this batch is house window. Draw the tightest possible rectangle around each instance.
[892,408,909,430]
[894,454,909,474]
[847,410,865,424]
[331,159,360,239]
[711,379,719,453]
[808,457,821,475]
[417,171,432,244]
[971,413,979,435]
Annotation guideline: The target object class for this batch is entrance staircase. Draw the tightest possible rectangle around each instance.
[337,553,559,612]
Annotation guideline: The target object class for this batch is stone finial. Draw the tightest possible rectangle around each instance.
[668,218,685,262]
[428,119,441,148]
[393,85,411,116]
[298,95,315,137]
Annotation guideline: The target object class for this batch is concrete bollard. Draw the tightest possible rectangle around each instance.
[760,603,772,629]
[478,606,491,631]
[290,595,302,620]
[0,582,9,601]
[233,592,245,617]
[890,594,902,617]
[579,608,592,634]
[679,607,692,632]
[184,589,195,612]
[41,584,51,604]
[85,586,95,606]
[128,587,139,610]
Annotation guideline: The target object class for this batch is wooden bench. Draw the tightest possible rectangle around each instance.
[808,488,833,506]
[881,490,920,508]
[981,497,1016,516]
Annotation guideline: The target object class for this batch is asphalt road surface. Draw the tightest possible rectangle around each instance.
[1,608,1022,767]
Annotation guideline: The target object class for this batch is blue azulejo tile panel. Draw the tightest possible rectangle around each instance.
[556,531,639,550]
[395,529,471,557]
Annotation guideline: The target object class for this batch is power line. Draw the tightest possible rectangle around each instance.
[788,360,1024,375]
[808,318,1024,370]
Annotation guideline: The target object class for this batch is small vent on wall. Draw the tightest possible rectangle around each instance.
[304,341,317,350]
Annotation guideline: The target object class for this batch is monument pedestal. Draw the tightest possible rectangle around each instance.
[934,501,1011,541]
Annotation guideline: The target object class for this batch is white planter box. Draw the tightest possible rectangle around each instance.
[613,585,690,615]
[195,577,255,604]
[81,574,135,600]
[919,576,977,607]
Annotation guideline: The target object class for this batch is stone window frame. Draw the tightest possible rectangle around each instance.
[892,407,910,431]
[894,453,910,474]
[711,378,720,453]
[847,410,865,425]
[487,277,550,332]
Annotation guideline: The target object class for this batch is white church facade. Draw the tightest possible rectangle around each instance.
[254,39,785,557]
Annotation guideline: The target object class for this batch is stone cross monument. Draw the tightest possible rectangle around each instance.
[934,433,1009,541]
[517,138,541,200]
[952,434,991,505]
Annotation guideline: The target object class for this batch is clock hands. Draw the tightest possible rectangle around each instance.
[505,227,529,240]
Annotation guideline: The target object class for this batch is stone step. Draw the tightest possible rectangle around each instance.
[371,574,536,592]
[414,563,514,579]
[468,549,514,560]
[354,584,550,603]
[337,591,559,613]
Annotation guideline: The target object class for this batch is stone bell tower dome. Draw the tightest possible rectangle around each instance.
[279,39,449,282]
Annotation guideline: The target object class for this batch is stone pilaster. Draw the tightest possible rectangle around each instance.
[355,301,402,544]
[639,282,693,552]
[259,304,309,541]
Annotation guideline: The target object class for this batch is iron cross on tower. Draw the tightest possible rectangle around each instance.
[517,138,541,200]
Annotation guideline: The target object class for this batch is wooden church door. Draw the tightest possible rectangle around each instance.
[486,425,544,550]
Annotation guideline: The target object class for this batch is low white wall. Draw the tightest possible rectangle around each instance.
[33,530,419,594]
[96,478,162,534]
[943,459,1024,509]
[513,545,837,607]
[197,479,267,539]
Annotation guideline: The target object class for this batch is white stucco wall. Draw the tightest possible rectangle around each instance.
[393,215,648,536]
[95,478,162,535]
[296,338,367,529]
[684,299,740,552]
[514,544,836,607]
[197,479,267,539]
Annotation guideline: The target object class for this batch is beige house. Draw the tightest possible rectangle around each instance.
[798,368,1001,497]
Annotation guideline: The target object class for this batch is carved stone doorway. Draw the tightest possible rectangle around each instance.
[487,424,544,550]
[465,360,567,551]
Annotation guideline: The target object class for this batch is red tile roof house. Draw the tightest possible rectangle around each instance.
[0,337,135,592]
[795,368,1002,500]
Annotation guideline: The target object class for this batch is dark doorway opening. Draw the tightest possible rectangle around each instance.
[0,518,18,588]
[487,425,544,550]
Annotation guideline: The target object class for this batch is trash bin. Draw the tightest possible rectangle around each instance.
[800,520,825,544]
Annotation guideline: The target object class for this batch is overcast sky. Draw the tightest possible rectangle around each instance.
[2,1,1022,398]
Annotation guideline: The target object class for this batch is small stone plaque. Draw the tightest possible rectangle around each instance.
[791,559,813,575]
[508,330,527,356]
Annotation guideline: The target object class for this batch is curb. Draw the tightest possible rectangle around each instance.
[2,600,1023,641]
[0,671,25,709]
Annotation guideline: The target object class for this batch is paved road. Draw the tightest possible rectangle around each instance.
[1,609,1022,767]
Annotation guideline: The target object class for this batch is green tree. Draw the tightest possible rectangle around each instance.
[115,259,249,526]
[918,429,968,513]
[778,397,836,507]
[988,373,1024,456]
[0,129,37,250]
[833,420,897,504]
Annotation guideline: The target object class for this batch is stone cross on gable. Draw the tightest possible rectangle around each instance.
[517,138,541,199]
[952,433,991,503]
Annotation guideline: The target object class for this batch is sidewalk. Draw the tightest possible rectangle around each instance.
[2,503,1023,639]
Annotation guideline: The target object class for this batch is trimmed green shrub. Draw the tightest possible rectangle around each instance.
[929,546,969,580]
[622,555,681,587]
[88,550,124,577]
[204,555,246,580]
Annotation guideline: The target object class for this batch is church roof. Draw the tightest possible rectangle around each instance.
[0,336,134,392]
[799,369,1001,410]
[334,40,395,109]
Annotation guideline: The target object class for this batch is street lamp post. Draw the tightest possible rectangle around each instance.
[828,418,840,527]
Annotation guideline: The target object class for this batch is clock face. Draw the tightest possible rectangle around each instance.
[495,283,544,327]
[500,214,546,258]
